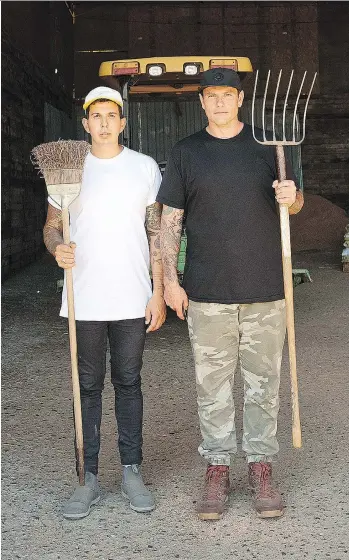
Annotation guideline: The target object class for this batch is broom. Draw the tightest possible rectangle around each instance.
[31,140,91,485]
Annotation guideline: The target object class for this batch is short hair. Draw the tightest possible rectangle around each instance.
[85,98,123,118]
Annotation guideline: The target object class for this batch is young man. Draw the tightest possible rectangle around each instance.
[157,69,304,520]
[43,86,166,519]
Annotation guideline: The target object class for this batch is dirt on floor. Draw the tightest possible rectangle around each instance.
[2,250,349,560]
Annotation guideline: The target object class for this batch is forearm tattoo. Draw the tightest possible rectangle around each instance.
[146,202,164,293]
[43,205,64,256]
[160,206,184,283]
[289,190,304,215]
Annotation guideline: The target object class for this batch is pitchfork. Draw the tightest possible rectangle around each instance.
[251,69,317,449]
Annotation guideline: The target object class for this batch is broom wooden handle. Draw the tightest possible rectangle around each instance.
[275,146,302,449]
[62,205,85,484]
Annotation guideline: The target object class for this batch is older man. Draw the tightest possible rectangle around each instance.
[157,68,303,520]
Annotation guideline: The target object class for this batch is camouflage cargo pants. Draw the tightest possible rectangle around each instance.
[187,299,286,466]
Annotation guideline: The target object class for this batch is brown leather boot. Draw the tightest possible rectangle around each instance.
[248,462,284,518]
[197,465,230,521]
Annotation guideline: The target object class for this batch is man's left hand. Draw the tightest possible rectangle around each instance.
[145,293,167,333]
[273,180,297,206]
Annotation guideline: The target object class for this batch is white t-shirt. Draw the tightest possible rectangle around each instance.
[49,147,162,321]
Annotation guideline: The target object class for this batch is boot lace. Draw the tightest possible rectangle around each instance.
[203,465,228,502]
[250,462,277,499]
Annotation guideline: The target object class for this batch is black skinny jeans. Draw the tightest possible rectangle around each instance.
[74,318,146,476]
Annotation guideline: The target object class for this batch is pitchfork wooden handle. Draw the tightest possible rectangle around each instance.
[276,146,302,449]
[62,206,85,484]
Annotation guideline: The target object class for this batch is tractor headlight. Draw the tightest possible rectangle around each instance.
[184,63,201,76]
[147,64,165,77]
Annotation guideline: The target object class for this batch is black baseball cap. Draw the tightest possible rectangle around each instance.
[200,68,242,91]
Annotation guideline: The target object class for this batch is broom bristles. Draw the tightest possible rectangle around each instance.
[43,168,86,185]
[31,140,91,184]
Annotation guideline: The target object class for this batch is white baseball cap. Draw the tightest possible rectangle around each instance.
[83,86,123,111]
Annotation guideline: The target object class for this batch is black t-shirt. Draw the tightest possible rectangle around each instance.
[156,124,297,304]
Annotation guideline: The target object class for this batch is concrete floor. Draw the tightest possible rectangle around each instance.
[2,251,349,560]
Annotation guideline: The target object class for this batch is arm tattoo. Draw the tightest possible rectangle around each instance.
[43,204,64,256]
[160,206,184,283]
[289,190,304,215]
[145,202,162,237]
[145,202,164,293]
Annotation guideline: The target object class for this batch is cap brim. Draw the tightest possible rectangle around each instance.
[199,85,241,94]
[83,96,123,111]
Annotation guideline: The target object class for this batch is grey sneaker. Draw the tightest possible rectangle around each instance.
[121,465,155,512]
[63,472,100,520]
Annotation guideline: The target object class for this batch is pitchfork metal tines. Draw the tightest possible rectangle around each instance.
[251,69,317,146]
[250,68,317,450]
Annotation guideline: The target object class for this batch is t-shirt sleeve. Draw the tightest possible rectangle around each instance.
[147,159,162,206]
[156,146,185,209]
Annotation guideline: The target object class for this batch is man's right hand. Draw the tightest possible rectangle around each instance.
[54,242,76,269]
[164,281,189,320]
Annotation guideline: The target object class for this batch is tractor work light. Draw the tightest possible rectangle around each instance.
[147,64,165,77]
[210,59,238,71]
[183,63,201,76]
[112,61,139,75]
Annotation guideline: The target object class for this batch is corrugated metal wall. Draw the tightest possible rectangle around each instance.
[129,99,206,163]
